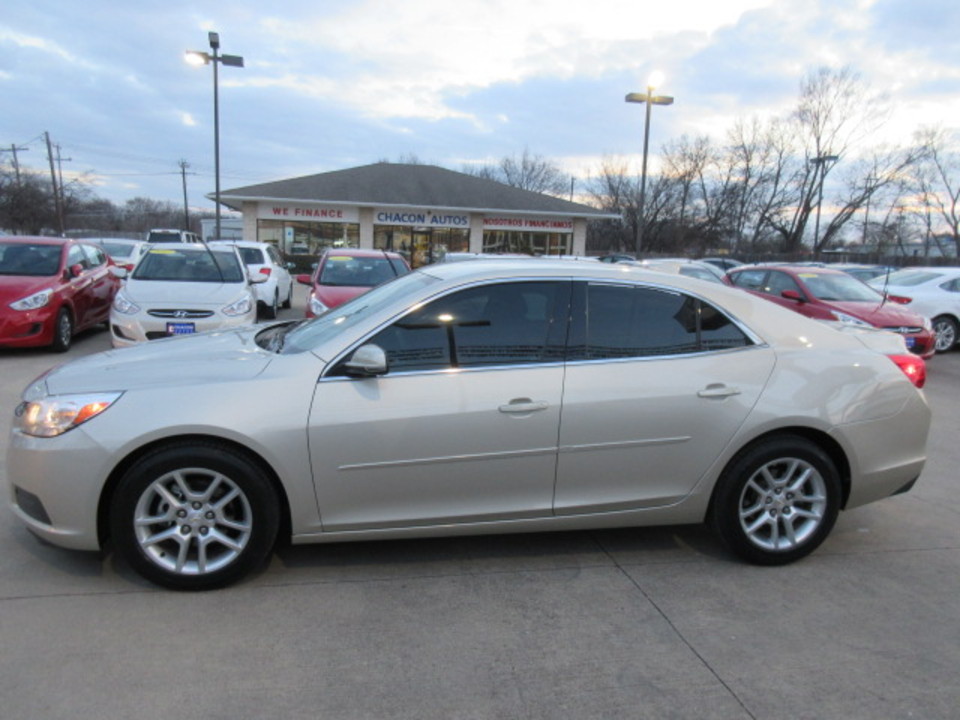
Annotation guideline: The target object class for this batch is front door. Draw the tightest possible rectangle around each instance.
[308,280,570,531]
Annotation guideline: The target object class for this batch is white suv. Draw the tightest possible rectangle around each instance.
[210,240,294,318]
[146,228,202,244]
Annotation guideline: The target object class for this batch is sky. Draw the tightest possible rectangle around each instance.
[2,0,958,213]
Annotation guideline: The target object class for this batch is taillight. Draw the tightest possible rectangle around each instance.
[259,267,272,277]
[888,354,926,388]
[889,294,912,305]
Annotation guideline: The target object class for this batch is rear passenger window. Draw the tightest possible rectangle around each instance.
[573,283,751,360]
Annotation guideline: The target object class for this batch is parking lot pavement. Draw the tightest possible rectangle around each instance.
[1,305,959,718]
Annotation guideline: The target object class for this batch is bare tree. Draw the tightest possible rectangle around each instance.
[915,127,960,255]
[467,147,571,197]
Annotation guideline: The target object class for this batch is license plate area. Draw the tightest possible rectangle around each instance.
[166,322,196,336]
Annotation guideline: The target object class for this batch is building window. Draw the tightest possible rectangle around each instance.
[482,231,571,256]
[258,219,359,271]
[374,226,470,268]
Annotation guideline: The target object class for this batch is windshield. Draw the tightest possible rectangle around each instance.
[99,241,137,259]
[801,273,883,302]
[132,248,245,282]
[0,242,62,276]
[319,255,402,287]
[870,270,942,288]
[276,271,440,354]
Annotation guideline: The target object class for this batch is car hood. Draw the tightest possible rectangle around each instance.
[39,327,273,395]
[123,278,248,305]
[316,285,367,308]
[0,274,58,304]
[829,300,927,326]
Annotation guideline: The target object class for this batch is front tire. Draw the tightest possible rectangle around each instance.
[50,307,73,353]
[710,435,840,565]
[932,315,958,353]
[110,442,279,590]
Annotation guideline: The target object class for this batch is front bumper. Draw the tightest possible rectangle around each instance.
[6,426,110,550]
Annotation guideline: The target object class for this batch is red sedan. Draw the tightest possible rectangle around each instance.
[297,248,410,318]
[726,265,936,358]
[0,236,121,352]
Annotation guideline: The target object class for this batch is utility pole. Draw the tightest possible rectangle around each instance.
[44,132,65,235]
[1,144,29,187]
[179,159,191,231]
[55,143,72,228]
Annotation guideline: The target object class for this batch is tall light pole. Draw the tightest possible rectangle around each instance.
[810,154,839,254]
[626,72,674,256]
[186,31,244,240]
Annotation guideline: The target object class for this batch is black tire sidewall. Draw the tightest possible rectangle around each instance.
[51,307,73,353]
[711,435,840,565]
[110,443,279,590]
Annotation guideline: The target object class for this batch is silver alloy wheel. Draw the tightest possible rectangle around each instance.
[133,467,253,576]
[737,457,827,552]
[57,312,71,347]
[933,317,957,352]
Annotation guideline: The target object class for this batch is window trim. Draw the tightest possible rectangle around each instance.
[320,277,572,381]
[318,275,765,382]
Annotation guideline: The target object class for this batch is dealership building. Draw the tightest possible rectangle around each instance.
[217,163,616,267]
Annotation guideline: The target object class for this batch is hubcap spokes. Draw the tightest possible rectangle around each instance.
[738,458,827,552]
[133,468,252,575]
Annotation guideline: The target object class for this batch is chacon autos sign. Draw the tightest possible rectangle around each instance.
[374,208,470,228]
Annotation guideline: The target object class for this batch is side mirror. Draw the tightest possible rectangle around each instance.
[781,289,804,302]
[70,264,84,278]
[296,273,313,286]
[109,266,128,279]
[343,344,388,377]
[249,272,269,284]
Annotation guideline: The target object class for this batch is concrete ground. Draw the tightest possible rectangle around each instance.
[1,288,958,719]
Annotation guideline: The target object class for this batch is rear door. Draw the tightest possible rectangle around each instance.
[554,281,776,513]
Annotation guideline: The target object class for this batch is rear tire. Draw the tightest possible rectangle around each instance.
[932,315,957,353]
[262,290,279,320]
[110,442,279,590]
[281,283,293,309]
[710,435,840,565]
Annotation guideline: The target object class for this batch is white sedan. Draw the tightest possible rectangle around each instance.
[869,266,960,352]
[9,260,930,589]
[108,244,264,347]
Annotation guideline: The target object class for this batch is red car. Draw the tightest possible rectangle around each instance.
[0,236,121,352]
[297,248,410,318]
[726,265,936,358]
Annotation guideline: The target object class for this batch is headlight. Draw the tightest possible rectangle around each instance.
[15,392,123,438]
[222,295,253,317]
[112,291,140,315]
[830,310,872,327]
[10,288,53,311]
[309,294,328,316]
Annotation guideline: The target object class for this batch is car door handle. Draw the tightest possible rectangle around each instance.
[499,398,549,414]
[697,384,741,399]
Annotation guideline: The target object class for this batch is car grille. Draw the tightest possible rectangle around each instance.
[147,309,215,319]
[883,326,924,335]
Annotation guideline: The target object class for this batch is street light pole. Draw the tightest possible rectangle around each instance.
[626,74,674,257]
[186,32,244,240]
[810,154,839,254]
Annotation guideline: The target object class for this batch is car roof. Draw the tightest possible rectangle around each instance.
[733,264,847,277]
[1,235,69,246]
[321,248,405,259]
